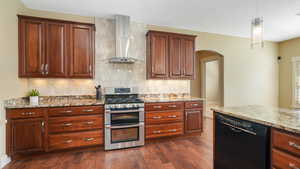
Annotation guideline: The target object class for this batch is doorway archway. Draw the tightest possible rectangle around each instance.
[193,50,224,117]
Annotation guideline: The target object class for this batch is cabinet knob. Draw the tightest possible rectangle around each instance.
[289,163,299,169]
[153,106,162,109]
[83,109,94,112]
[168,129,177,132]
[85,121,94,125]
[62,123,72,127]
[168,115,177,118]
[153,130,161,134]
[152,116,162,119]
[289,141,300,150]
[84,138,95,141]
[64,140,73,144]
[60,110,72,113]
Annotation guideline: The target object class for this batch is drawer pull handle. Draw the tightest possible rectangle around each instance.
[168,129,177,132]
[192,104,199,106]
[62,123,72,127]
[153,116,162,119]
[153,130,161,134]
[83,109,94,112]
[85,121,94,125]
[61,110,72,113]
[85,138,95,141]
[289,163,299,169]
[168,105,177,108]
[153,106,162,109]
[64,140,73,144]
[289,141,300,150]
[22,112,35,115]
[168,115,177,118]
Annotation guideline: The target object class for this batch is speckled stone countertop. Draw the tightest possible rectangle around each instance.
[142,96,205,103]
[4,95,204,109]
[212,105,300,134]
[4,95,104,109]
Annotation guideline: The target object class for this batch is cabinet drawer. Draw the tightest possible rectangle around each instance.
[146,123,183,139]
[145,102,183,111]
[48,115,103,133]
[272,149,300,169]
[146,111,183,124]
[48,106,104,117]
[272,129,300,156]
[7,108,45,119]
[185,101,203,109]
[48,130,103,151]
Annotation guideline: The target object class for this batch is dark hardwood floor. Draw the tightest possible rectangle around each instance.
[3,117,213,169]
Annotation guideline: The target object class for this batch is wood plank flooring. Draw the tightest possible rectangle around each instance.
[3,117,213,169]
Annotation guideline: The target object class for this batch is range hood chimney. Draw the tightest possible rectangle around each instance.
[109,15,136,64]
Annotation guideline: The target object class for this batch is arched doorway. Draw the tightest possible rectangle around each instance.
[191,50,224,118]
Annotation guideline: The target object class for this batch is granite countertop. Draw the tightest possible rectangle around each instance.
[212,105,300,134]
[4,95,205,109]
[4,96,105,109]
[142,96,205,103]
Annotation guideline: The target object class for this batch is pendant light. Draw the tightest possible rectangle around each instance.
[251,0,264,48]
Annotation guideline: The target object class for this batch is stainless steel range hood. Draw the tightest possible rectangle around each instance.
[109,15,136,64]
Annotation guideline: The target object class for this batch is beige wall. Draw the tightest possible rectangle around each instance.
[0,0,27,163]
[148,25,279,107]
[278,38,300,108]
[206,60,220,103]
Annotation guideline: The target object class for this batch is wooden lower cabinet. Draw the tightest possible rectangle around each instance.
[145,101,203,139]
[146,123,183,139]
[184,101,203,133]
[6,105,104,158]
[10,118,45,154]
[272,129,300,169]
[185,109,203,133]
[48,130,103,151]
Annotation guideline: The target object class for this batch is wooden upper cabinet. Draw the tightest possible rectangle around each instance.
[69,24,94,78]
[147,31,196,80]
[45,22,68,77]
[181,38,195,78]
[147,32,169,79]
[169,35,182,78]
[19,18,45,77]
[18,15,95,78]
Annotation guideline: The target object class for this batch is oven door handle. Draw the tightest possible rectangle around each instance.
[106,109,144,114]
[106,123,144,129]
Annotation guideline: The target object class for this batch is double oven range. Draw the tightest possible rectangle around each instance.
[104,88,145,150]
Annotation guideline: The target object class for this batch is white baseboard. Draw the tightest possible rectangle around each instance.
[0,154,11,169]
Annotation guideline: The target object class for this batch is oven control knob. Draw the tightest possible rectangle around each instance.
[126,104,132,108]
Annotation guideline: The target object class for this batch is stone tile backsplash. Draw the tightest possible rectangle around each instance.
[27,18,190,96]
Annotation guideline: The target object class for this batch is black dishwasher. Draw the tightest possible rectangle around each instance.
[214,113,270,169]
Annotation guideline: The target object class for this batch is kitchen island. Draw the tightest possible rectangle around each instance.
[212,105,300,169]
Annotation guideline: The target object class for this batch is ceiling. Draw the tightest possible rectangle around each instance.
[21,0,300,42]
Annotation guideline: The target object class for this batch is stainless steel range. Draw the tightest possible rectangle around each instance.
[104,87,144,150]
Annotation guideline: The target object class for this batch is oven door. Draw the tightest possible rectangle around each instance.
[105,108,144,125]
[105,123,144,150]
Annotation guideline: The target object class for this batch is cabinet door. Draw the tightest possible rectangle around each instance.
[45,22,68,77]
[69,24,94,78]
[181,38,195,79]
[185,109,202,133]
[148,32,169,78]
[11,118,45,154]
[19,18,45,77]
[169,35,182,78]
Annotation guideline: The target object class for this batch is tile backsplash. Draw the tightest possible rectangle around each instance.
[27,18,190,96]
